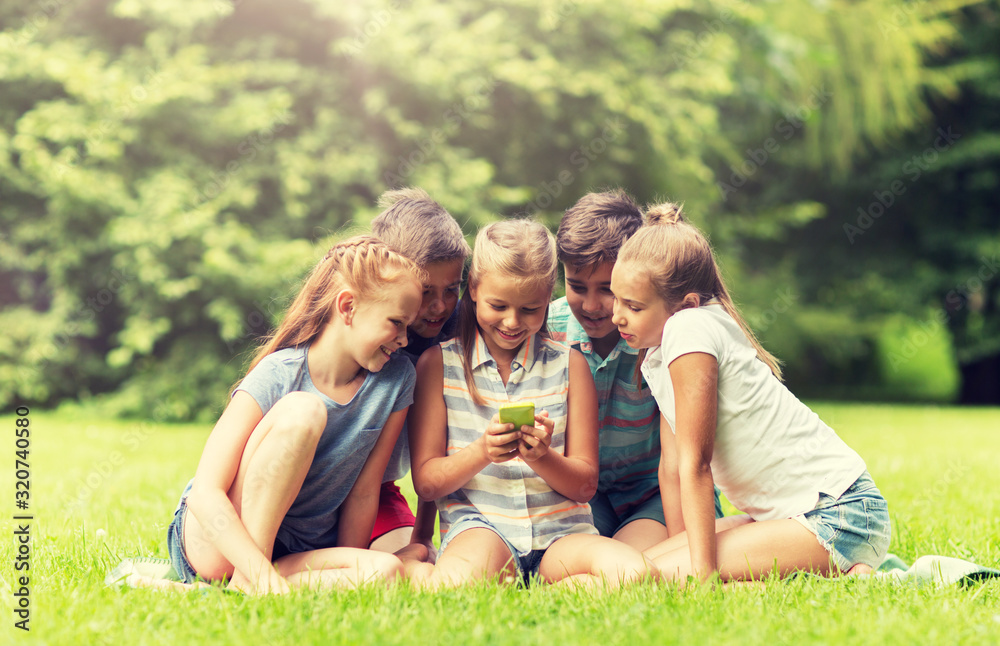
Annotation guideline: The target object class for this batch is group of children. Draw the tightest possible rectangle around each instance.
[163,188,890,593]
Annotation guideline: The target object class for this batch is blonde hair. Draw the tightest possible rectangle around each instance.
[372,187,471,267]
[245,235,426,375]
[556,189,643,269]
[457,218,558,405]
[620,203,783,380]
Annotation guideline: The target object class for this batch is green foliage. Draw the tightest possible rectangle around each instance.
[0,0,985,416]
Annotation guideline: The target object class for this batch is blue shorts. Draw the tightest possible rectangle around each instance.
[793,470,891,571]
[166,480,200,584]
[440,517,547,586]
[590,487,725,537]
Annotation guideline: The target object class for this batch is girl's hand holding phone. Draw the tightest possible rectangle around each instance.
[482,414,522,463]
[517,411,553,462]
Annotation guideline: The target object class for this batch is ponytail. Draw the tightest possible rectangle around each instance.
[624,203,783,381]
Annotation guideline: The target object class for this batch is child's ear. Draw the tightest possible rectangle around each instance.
[679,293,702,310]
[468,284,477,303]
[335,289,357,325]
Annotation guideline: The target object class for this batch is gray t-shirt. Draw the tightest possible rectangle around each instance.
[235,345,416,553]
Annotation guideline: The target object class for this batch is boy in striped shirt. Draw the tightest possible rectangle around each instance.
[548,190,726,550]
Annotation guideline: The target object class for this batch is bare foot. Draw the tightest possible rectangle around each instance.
[846,563,873,576]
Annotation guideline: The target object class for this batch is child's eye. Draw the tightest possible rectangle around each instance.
[569,285,586,294]
[391,319,404,327]
[490,304,506,311]
[628,306,641,313]
[522,307,540,314]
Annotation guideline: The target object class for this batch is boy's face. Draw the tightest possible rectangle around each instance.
[564,262,618,342]
[411,258,464,339]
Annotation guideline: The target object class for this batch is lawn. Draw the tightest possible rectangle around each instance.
[1,403,998,645]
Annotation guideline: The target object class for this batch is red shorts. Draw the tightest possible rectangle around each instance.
[370,481,416,542]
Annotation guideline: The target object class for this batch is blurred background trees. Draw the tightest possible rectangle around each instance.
[1,0,997,420]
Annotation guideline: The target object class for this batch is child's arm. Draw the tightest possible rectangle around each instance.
[668,351,719,581]
[409,499,438,556]
[657,413,685,536]
[409,347,519,500]
[337,407,408,549]
[186,392,288,594]
[517,349,599,503]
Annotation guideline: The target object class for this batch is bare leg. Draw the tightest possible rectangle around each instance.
[612,518,670,552]
[540,534,658,589]
[653,518,832,582]
[184,392,327,590]
[643,514,754,560]
[407,528,517,590]
[276,547,403,590]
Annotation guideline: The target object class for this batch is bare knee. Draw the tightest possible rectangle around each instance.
[270,392,327,445]
[368,551,404,582]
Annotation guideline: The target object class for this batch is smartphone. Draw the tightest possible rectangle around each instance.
[498,402,535,430]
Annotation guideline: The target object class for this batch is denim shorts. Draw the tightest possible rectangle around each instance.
[793,470,891,571]
[166,479,200,584]
[590,486,725,537]
[441,516,547,586]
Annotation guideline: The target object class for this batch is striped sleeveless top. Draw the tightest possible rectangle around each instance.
[438,331,597,555]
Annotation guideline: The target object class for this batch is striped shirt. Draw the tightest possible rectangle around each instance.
[548,298,661,518]
[437,330,598,555]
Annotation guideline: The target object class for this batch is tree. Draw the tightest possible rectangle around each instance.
[0,0,960,418]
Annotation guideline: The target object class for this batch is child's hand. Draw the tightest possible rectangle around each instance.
[228,564,291,595]
[517,411,553,462]
[482,414,521,463]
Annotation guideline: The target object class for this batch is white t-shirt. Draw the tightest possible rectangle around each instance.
[640,304,865,521]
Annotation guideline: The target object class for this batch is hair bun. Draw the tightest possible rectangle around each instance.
[645,202,684,225]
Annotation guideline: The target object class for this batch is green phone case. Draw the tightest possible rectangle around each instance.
[498,402,535,429]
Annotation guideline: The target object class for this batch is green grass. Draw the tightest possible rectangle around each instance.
[2,404,999,645]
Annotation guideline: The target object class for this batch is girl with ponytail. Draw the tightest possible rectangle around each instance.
[164,235,426,594]
[611,203,890,583]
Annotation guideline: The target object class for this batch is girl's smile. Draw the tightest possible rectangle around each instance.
[470,273,550,363]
